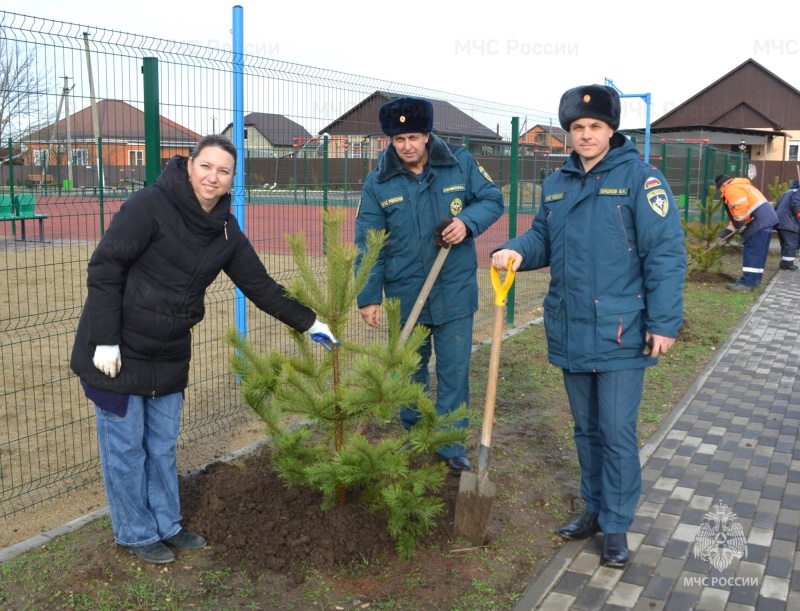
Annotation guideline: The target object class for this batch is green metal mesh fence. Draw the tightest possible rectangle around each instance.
[0,11,560,518]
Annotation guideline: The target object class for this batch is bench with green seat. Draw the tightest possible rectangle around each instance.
[0,193,49,242]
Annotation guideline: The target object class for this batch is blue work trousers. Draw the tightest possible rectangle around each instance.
[777,228,798,263]
[400,314,473,459]
[739,228,773,287]
[94,392,184,547]
[562,368,645,534]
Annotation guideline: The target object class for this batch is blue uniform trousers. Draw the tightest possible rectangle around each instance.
[400,314,473,459]
[738,228,773,287]
[562,368,645,534]
[777,228,798,264]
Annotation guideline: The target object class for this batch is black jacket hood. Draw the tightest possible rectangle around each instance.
[155,156,232,239]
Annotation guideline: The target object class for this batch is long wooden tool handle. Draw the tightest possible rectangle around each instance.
[477,263,516,477]
[399,245,450,344]
[480,305,504,449]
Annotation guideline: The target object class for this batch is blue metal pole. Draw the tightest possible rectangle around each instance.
[232,5,246,337]
[605,78,651,163]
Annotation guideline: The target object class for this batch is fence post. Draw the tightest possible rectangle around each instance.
[232,5,247,338]
[684,147,692,225]
[98,137,105,236]
[506,117,520,327]
[142,57,161,187]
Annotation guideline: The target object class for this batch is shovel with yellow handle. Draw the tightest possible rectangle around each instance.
[453,260,515,546]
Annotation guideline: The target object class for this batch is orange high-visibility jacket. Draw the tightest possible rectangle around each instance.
[720,177,768,224]
[720,177,778,241]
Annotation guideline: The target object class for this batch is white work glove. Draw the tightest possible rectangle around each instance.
[93,345,122,378]
[308,319,340,351]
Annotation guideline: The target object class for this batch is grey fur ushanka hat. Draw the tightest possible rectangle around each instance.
[558,85,621,131]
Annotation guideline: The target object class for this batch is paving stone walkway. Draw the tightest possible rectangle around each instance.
[514,267,800,610]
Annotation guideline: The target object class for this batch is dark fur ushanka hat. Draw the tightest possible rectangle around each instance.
[558,85,621,131]
[379,96,434,136]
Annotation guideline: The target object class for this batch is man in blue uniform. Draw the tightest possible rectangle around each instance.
[775,179,800,271]
[491,85,685,568]
[355,96,504,474]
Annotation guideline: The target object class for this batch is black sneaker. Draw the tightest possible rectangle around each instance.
[126,541,175,564]
[163,530,207,549]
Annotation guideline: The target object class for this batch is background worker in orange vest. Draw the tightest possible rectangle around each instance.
[715,174,778,291]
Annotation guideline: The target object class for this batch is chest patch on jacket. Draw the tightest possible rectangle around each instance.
[599,188,629,196]
[647,189,669,217]
[545,193,565,202]
[443,185,465,193]
[450,198,463,215]
[380,195,404,209]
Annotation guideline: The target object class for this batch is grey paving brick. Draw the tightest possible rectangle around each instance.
[642,575,675,600]
[754,597,790,611]
[661,499,687,516]
[744,543,770,564]
[752,511,777,529]
[552,569,591,594]
[765,556,793,579]
[664,591,699,610]
[782,494,800,510]
[620,563,654,587]
[571,585,609,610]
[773,521,799,541]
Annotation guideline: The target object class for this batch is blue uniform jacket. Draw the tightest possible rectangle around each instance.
[498,134,686,373]
[775,187,800,233]
[356,134,504,325]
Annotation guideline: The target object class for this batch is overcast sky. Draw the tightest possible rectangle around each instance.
[13,0,800,130]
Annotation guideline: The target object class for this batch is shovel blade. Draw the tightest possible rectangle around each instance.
[453,471,496,546]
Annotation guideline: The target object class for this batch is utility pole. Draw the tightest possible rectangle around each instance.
[83,32,104,189]
[63,76,73,186]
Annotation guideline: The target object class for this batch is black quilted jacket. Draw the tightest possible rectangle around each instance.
[71,156,315,396]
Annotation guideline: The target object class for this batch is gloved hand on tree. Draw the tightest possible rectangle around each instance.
[308,319,340,351]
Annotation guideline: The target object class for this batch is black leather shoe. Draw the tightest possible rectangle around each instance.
[780,262,798,271]
[163,530,207,549]
[601,533,629,568]
[126,541,175,564]
[557,510,600,540]
[445,456,472,475]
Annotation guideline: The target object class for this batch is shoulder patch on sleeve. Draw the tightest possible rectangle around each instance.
[647,189,669,217]
[477,163,492,182]
[644,177,661,190]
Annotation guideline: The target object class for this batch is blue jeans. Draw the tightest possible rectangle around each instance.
[94,392,184,547]
[562,368,644,534]
[400,314,473,459]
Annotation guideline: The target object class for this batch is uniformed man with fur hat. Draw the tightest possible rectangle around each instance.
[355,96,504,474]
[491,85,686,568]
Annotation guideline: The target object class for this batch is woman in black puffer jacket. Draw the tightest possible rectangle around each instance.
[71,135,337,564]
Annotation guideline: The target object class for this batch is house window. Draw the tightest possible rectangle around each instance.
[73,148,89,166]
[129,150,143,165]
[789,141,799,162]
[33,149,48,166]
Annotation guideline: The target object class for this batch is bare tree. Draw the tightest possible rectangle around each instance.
[0,29,48,147]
